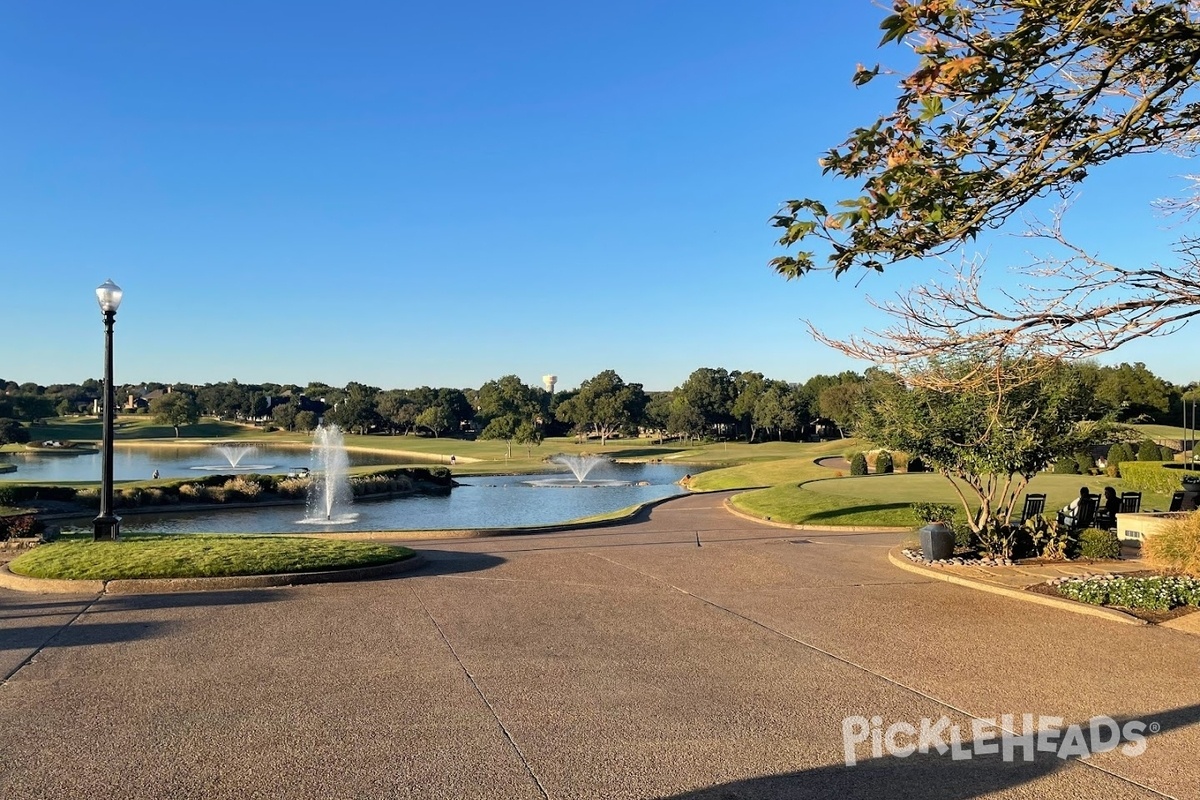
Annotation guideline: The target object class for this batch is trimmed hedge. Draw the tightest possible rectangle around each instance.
[1119,462,1182,494]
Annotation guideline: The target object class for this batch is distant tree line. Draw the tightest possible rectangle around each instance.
[0,360,1195,445]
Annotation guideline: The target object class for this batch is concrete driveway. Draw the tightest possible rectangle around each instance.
[2,491,1198,799]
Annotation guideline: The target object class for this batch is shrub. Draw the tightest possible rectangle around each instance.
[1160,445,1178,462]
[276,477,310,498]
[1104,465,1120,478]
[892,451,910,472]
[178,483,203,501]
[116,487,145,508]
[950,519,974,551]
[875,450,894,474]
[911,502,957,525]
[907,456,925,473]
[1138,440,1162,461]
[1053,457,1080,475]
[976,519,1018,559]
[222,476,263,500]
[1119,462,1181,494]
[1074,451,1095,474]
[849,452,868,476]
[74,487,100,508]
[1077,528,1121,560]
[1026,517,1072,560]
[1107,443,1134,467]
[1144,511,1200,576]
[0,513,37,540]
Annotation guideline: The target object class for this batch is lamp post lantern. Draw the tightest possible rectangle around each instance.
[94,279,123,541]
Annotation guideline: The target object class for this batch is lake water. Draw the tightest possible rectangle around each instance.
[109,462,694,533]
[0,444,411,483]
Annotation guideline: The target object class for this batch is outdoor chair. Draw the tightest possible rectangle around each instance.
[1119,492,1142,514]
[1018,493,1046,525]
[1168,491,1187,512]
[1059,495,1099,532]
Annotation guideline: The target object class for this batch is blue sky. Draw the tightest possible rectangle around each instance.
[2,2,1195,392]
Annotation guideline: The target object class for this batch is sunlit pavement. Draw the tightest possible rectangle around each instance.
[2,491,1198,799]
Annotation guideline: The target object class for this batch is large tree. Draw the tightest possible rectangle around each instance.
[772,0,1200,363]
[0,418,31,445]
[476,375,541,458]
[151,392,200,438]
[554,370,647,446]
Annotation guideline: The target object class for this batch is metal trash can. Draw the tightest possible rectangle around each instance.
[919,523,955,561]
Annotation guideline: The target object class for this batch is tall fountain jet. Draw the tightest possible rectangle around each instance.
[216,444,257,469]
[306,424,353,522]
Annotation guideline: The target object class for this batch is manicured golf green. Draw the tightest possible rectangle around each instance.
[8,534,414,581]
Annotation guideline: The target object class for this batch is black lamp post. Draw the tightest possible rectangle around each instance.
[93,279,123,541]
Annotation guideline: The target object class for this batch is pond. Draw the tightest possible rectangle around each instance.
[110,462,695,533]
[0,444,412,483]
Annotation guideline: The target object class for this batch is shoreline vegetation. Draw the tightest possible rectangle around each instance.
[2,416,1196,531]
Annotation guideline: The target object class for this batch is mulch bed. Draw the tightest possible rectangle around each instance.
[1026,578,1199,624]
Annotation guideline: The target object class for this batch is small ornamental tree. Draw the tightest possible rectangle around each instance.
[1138,440,1163,462]
[856,355,1101,533]
[876,450,894,474]
[849,452,868,476]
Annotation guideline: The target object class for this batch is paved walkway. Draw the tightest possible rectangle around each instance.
[2,492,1199,798]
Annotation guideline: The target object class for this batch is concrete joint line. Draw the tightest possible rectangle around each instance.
[587,553,1172,799]
[408,584,550,800]
[1,594,103,686]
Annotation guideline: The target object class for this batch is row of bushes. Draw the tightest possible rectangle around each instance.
[1118,462,1200,494]
[0,466,454,511]
[847,450,923,476]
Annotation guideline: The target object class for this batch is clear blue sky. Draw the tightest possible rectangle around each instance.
[2,2,1194,392]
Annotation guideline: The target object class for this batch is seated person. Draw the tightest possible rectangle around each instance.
[1057,486,1091,528]
[1095,486,1120,528]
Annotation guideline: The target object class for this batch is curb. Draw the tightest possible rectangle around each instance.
[281,493,690,542]
[722,498,915,533]
[886,546,1145,626]
[0,554,424,595]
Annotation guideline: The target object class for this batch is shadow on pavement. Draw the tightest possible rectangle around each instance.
[410,549,506,576]
[665,703,1200,800]
[0,620,174,653]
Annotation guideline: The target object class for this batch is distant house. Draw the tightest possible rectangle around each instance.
[124,385,173,411]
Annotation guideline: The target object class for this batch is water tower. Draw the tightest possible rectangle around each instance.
[542,374,557,394]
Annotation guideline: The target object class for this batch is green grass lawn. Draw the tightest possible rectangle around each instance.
[731,471,1176,528]
[1126,423,1196,440]
[29,416,260,442]
[8,533,414,581]
[686,439,857,491]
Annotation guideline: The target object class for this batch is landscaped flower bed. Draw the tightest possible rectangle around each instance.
[1053,574,1200,612]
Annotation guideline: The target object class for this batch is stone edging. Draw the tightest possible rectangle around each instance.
[722,497,915,533]
[287,493,690,541]
[0,554,425,595]
[886,546,1145,626]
